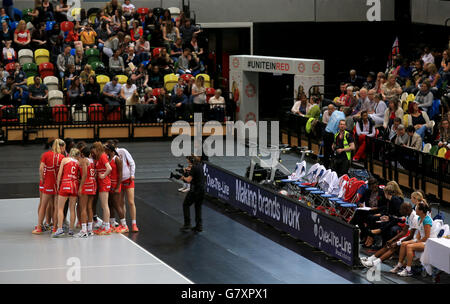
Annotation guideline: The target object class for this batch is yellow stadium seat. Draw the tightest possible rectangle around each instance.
[96,75,110,92]
[27,76,35,86]
[34,49,50,65]
[71,8,81,17]
[437,147,447,158]
[403,114,409,127]
[195,74,210,88]
[406,94,415,103]
[18,105,34,123]
[164,73,178,92]
[116,75,128,85]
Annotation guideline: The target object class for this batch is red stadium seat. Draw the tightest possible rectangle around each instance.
[137,8,149,15]
[106,106,121,121]
[52,105,69,123]
[5,62,15,74]
[89,104,104,122]
[61,21,74,32]
[206,88,215,102]
[39,62,54,79]
[152,47,162,58]
[180,74,193,82]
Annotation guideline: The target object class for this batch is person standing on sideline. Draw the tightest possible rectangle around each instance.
[332,120,355,176]
[323,108,345,169]
[180,156,204,233]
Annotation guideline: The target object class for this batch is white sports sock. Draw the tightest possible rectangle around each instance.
[406,266,411,272]
[373,258,381,265]
[368,255,376,261]
[120,218,126,226]
[110,218,115,225]
[105,222,110,230]
[396,262,403,268]
[81,223,87,232]
[87,222,93,231]
[132,220,136,225]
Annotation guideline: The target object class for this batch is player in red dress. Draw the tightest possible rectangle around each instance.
[53,148,81,238]
[91,142,113,235]
[105,144,127,233]
[33,139,66,235]
[76,146,97,238]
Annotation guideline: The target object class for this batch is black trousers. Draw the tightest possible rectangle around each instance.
[350,208,379,239]
[323,131,335,168]
[183,191,204,228]
[333,157,350,177]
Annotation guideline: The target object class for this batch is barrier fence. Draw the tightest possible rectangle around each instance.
[280,112,450,205]
[203,161,359,266]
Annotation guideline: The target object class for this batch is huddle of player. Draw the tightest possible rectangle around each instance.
[33,138,138,238]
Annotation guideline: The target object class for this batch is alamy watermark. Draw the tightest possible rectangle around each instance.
[66,257,81,282]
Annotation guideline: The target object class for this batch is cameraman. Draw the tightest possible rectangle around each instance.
[180,156,204,233]
[177,156,193,193]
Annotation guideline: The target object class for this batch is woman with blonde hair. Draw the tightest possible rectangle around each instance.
[427,63,442,89]
[383,97,404,129]
[53,148,81,237]
[91,142,113,235]
[80,64,95,86]
[33,138,66,234]
[381,74,402,101]
[13,20,31,50]
[386,180,403,198]
[192,75,206,114]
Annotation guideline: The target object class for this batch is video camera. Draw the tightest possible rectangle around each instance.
[169,164,190,180]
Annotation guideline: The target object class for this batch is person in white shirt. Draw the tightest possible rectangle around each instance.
[322,104,335,124]
[110,139,139,232]
[368,93,387,125]
[291,93,311,115]
[421,47,434,65]
[208,88,225,109]
[122,0,135,20]
[361,202,419,268]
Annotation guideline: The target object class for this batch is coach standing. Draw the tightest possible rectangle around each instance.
[323,107,345,168]
[180,156,204,233]
[332,120,355,176]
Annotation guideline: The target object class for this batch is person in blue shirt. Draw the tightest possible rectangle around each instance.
[2,0,14,22]
[102,76,124,115]
[171,86,189,120]
[391,201,432,277]
[323,108,345,168]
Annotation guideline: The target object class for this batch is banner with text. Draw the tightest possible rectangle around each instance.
[203,162,358,266]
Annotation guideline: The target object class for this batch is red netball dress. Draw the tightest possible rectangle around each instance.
[58,158,81,197]
[96,152,111,192]
[81,158,97,195]
[109,155,121,193]
[41,151,65,195]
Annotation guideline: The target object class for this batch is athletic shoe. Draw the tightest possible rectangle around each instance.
[192,226,203,232]
[178,186,186,192]
[179,224,191,232]
[98,228,112,235]
[390,265,404,274]
[52,227,57,233]
[360,256,369,262]
[181,187,190,193]
[131,223,139,232]
[68,230,74,237]
[87,231,94,237]
[32,226,43,234]
[114,225,126,233]
[93,228,104,235]
[361,259,374,268]
[52,230,65,238]
[122,225,129,233]
[94,219,103,228]
[397,268,413,277]
[75,231,88,238]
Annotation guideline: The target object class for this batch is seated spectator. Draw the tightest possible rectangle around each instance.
[381,74,402,101]
[74,47,85,73]
[129,20,143,42]
[346,69,364,88]
[104,0,122,17]
[80,23,97,49]
[55,0,70,23]
[144,9,158,36]
[387,117,402,142]
[172,77,185,95]
[122,46,139,69]
[421,46,434,65]
[439,49,449,82]
[110,9,125,33]
[322,104,335,124]
[305,96,321,120]
[368,92,387,126]
[0,76,15,105]
[352,88,372,116]
[383,97,403,129]
[361,201,418,268]
[2,40,15,63]
[67,76,85,105]
[291,93,310,115]
[102,76,123,114]
[343,106,354,132]
[435,119,449,147]
[170,38,183,62]
[31,22,47,50]
[122,0,135,20]
[407,101,434,140]
[208,89,225,109]
[171,86,189,120]
[0,8,11,26]
[48,22,64,47]
[331,119,355,176]
[397,59,412,86]
[1,20,13,48]
[0,64,9,86]
[79,64,95,86]
[102,32,123,58]
[39,0,55,22]
[180,18,201,47]
[363,72,376,90]
[97,21,112,51]
[135,35,150,62]
[188,53,203,76]
[414,80,434,113]
[177,48,191,74]
[109,49,125,74]
[121,79,138,117]
[337,85,355,108]
[64,64,78,90]
[147,65,163,88]
[392,201,432,277]
[57,45,75,79]
[162,20,180,51]
[131,63,148,94]
[135,87,159,122]
[405,125,423,150]
[394,124,409,146]
[373,72,386,94]
[28,76,48,106]
[84,75,100,104]
[426,63,442,90]
[353,111,376,161]
[13,20,31,50]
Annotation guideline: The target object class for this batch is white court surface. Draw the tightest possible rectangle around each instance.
[0,198,192,284]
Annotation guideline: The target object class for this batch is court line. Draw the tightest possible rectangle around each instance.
[119,233,194,284]
[0,262,162,273]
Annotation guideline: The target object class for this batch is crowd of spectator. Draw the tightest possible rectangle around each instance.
[0,0,225,123]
